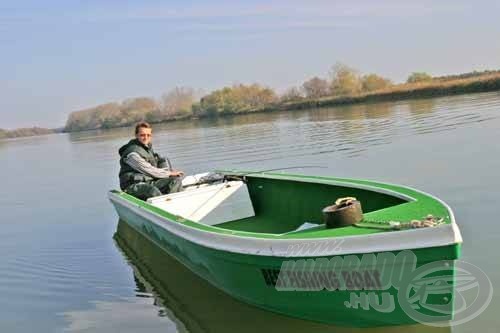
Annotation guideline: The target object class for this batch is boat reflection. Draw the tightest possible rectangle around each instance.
[113,220,451,333]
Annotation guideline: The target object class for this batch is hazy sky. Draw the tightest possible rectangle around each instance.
[1,0,500,129]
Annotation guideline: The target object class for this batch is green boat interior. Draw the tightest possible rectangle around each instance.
[216,175,409,234]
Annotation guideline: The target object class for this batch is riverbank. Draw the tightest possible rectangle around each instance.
[62,71,500,133]
[0,127,56,140]
[267,72,500,112]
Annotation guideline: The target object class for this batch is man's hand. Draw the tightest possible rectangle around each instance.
[170,170,185,177]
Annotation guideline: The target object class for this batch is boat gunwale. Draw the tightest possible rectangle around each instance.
[220,170,418,203]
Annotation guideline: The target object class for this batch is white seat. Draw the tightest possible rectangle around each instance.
[147,180,255,226]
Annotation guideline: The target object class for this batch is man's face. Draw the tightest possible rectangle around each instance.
[136,127,152,146]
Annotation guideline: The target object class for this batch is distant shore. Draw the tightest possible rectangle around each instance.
[271,72,500,112]
[3,71,500,140]
[0,127,57,140]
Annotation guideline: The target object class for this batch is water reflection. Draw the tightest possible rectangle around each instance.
[67,126,135,144]
[63,297,181,333]
[103,220,451,333]
[363,102,395,119]
[64,92,500,168]
[408,98,436,117]
[65,112,293,145]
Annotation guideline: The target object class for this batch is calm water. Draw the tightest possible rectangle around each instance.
[2,92,500,332]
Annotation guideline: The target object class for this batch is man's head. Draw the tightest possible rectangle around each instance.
[135,122,153,146]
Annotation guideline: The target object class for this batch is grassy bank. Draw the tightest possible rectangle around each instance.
[270,72,500,112]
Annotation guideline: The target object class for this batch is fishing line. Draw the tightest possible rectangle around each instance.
[235,165,328,177]
[187,165,328,186]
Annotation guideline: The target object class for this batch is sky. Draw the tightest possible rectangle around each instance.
[1,0,500,129]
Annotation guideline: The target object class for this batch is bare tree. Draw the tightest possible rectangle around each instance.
[280,87,304,102]
[302,77,330,99]
[160,86,196,116]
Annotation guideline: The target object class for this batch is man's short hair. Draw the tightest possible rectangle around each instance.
[135,121,152,134]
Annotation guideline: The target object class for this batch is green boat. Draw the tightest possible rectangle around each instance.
[108,171,463,327]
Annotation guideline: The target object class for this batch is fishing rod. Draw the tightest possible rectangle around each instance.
[186,165,328,187]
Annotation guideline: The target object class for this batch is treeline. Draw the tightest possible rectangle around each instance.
[63,64,500,132]
[276,71,500,111]
[64,84,280,131]
[0,127,55,139]
[65,87,197,132]
[63,62,393,131]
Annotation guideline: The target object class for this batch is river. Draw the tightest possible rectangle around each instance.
[1,91,500,332]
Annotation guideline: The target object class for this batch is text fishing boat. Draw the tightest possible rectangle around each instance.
[108,171,463,327]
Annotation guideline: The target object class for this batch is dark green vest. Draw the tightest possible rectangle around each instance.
[118,139,162,190]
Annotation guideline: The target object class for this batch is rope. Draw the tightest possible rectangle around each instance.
[355,215,445,230]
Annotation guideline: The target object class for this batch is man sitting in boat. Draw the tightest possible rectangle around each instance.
[118,121,184,200]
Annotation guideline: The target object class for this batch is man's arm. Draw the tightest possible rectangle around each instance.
[124,152,172,179]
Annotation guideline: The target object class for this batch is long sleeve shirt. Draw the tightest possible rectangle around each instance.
[124,152,172,179]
